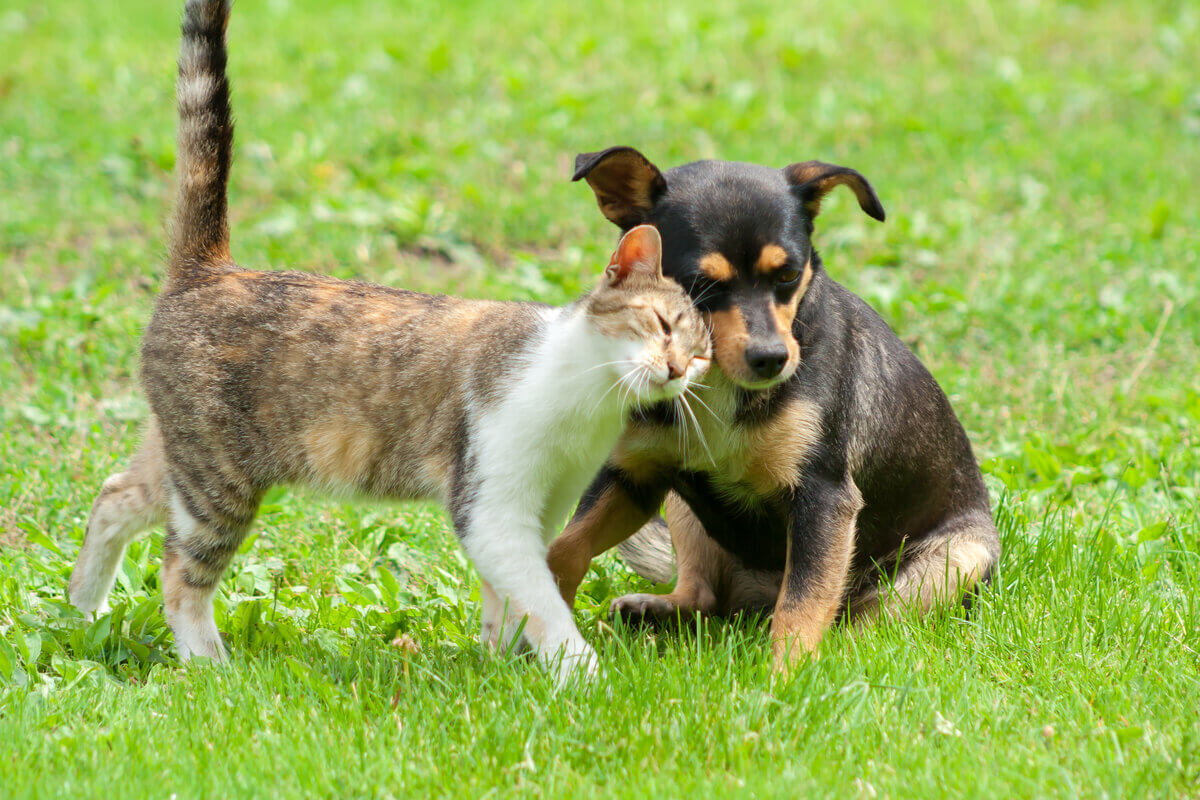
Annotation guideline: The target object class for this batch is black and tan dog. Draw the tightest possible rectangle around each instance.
[547,147,1000,669]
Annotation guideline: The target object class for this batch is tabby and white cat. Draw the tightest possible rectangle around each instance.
[67,0,709,682]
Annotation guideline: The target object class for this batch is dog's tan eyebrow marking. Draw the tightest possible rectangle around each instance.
[698,253,735,282]
[755,244,789,275]
[797,259,813,296]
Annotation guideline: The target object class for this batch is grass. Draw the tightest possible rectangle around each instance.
[2,0,1198,796]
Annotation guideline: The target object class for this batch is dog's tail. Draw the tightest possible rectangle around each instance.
[616,516,676,584]
[168,0,235,285]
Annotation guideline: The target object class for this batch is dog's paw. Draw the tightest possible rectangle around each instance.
[609,592,680,624]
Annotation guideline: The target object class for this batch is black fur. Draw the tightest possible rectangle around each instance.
[570,148,999,630]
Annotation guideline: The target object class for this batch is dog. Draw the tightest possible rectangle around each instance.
[546,147,1000,669]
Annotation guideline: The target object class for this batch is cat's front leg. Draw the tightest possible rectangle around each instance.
[478,579,530,655]
[457,500,598,686]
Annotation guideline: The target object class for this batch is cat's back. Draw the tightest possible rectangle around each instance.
[144,267,547,382]
[141,267,551,494]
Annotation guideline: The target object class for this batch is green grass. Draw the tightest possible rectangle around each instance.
[2,0,1199,796]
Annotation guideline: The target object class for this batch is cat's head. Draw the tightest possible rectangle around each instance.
[582,225,711,405]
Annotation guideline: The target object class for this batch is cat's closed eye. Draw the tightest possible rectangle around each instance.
[654,311,672,338]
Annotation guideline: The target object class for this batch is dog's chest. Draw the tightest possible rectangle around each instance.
[619,380,824,500]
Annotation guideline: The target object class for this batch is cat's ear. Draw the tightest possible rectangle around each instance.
[605,224,663,286]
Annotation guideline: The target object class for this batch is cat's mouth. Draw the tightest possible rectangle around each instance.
[654,376,688,399]
[640,356,710,401]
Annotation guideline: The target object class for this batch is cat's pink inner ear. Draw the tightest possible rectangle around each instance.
[607,224,663,285]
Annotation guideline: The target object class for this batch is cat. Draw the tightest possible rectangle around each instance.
[67,0,710,683]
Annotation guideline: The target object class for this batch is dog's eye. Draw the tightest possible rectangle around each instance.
[776,266,802,284]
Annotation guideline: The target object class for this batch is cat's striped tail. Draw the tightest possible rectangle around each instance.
[168,0,234,284]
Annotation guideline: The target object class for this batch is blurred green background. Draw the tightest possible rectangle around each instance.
[1,1,1198,797]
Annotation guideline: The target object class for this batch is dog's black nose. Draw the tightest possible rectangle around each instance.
[746,344,788,379]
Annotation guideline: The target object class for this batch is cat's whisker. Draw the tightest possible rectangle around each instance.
[675,395,695,463]
[590,369,635,416]
[687,276,720,308]
[573,359,635,378]
[635,367,652,406]
[601,370,641,418]
[673,397,688,461]
[617,366,644,411]
[678,392,716,467]
[684,385,720,422]
[690,284,718,308]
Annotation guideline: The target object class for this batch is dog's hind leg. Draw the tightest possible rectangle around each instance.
[846,511,1000,623]
[69,420,168,618]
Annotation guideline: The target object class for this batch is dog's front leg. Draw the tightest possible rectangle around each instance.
[548,468,666,607]
[771,473,864,670]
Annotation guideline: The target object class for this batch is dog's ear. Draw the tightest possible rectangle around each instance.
[606,224,663,285]
[783,161,886,222]
[572,146,667,229]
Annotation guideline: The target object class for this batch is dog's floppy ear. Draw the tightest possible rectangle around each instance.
[572,146,667,229]
[605,224,664,285]
[783,161,886,222]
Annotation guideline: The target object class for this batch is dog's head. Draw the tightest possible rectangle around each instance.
[573,147,885,389]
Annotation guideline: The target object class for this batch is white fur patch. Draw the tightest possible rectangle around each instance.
[453,306,679,682]
[164,489,227,661]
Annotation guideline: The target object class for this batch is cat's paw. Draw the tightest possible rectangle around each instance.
[550,640,599,688]
[478,617,502,650]
[609,592,680,624]
[74,599,110,623]
[480,617,533,656]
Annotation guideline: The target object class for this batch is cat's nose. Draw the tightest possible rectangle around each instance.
[745,344,788,379]
[667,361,684,380]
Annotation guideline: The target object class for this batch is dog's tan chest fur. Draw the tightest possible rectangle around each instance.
[615,371,823,498]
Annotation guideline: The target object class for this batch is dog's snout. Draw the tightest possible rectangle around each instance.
[746,343,788,379]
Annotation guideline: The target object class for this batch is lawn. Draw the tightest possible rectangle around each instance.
[2,0,1198,796]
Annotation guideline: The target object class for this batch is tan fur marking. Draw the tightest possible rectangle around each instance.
[548,484,657,607]
[660,494,720,613]
[771,259,811,339]
[755,244,788,275]
[609,436,672,485]
[772,293,802,367]
[850,536,995,621]
[784,163,830,186]
[741,400,823,492]
[303,417,380,487]
[771,604,831,666]
[708,307,753,383]
[184,159,215,188]
[698,253,735,282]
[771,480,863,671]
[796,259,814,298]
[585,150,664,227]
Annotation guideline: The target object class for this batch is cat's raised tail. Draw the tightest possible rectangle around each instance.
[168,0,234,285]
